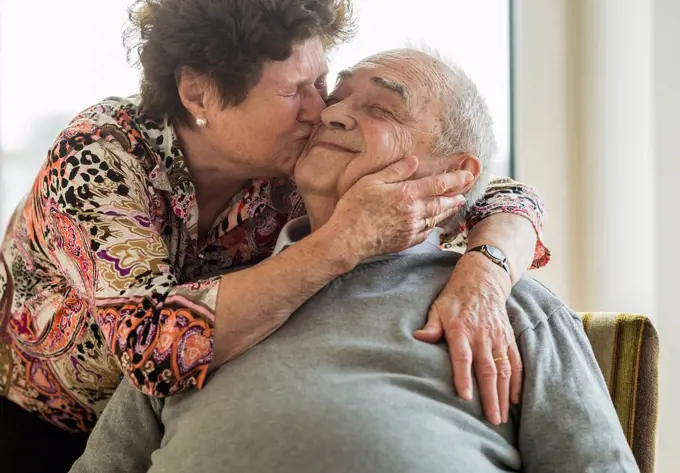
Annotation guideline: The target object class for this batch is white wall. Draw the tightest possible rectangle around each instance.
[516,0,655,315]
[513,0,576,303]
[577,0,655,316]
[516,0,678,470]
[653,1,680,471]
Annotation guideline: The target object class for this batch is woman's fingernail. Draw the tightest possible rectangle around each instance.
[462,388,472,400]
[492,413,501,425]
[455,195,466,206]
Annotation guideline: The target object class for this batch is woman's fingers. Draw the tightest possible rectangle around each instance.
[410,196,466,243]
[426,195,467,219]
[366,155,420,184]
[445,320,475,401]
[494,351,512,424]
[473,336,502,425]
[331,157,471,258]
[406,170,473,199]
[414,306,445,343]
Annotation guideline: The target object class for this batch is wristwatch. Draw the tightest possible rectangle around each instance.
[466,245,511,276]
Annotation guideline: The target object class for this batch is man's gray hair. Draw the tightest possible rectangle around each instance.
[407,43,497,214]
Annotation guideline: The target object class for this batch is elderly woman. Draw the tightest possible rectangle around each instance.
[0,0,548,472]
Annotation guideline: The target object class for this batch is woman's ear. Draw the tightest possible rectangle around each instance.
[176,67,210,123]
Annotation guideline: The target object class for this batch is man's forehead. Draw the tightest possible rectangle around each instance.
[335,58,425,107]
[339,72,409,106]
[336,53,428,88]
[337,54,445,132]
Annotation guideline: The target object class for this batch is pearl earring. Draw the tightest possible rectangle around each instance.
[196,117,208,128]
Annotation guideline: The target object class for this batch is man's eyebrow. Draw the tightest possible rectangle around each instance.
[370,76,409,104]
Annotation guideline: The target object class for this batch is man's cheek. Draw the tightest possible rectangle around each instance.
[391,128,415,159]
[374,128,411,163]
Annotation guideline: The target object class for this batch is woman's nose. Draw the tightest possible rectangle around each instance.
[298,86,327,124]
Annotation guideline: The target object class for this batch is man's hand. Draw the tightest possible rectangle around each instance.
[414,251,521,425]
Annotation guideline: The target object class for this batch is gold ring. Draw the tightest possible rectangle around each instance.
[424,217,434,230]
[493,356,509,362]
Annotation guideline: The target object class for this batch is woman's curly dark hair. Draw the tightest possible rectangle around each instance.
[125,0,356,126]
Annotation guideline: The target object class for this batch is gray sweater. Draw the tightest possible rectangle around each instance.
[70,228,638,473]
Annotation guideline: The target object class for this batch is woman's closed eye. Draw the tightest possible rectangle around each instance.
[282,87,299,98]
[315,78,328,99]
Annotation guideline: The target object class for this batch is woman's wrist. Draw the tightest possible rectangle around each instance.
[466,213,536,286]
[461,251,513,299]
[305,221,362,275]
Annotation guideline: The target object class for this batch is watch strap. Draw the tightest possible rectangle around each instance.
[466,245,511,276]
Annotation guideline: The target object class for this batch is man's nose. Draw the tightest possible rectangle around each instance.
[298,87,327,124]
[320,103,356,130]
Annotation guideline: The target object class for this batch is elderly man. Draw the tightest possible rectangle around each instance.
[70,48,638,473]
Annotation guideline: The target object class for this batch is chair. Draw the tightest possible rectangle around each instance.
[579,313,659,473]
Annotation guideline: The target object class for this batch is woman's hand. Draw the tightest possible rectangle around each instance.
[414,251,521,426]
[324,155,469,263]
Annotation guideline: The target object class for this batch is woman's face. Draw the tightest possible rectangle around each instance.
[200,37,329,177]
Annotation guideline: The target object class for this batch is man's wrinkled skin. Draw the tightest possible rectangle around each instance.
[296,50,536,425]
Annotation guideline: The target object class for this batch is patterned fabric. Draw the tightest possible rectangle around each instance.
[580,312,659,473]
[462,177,550,269]
[0,95,548,432]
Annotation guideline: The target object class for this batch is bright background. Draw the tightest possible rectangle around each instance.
[1,0,679,470]
[0,0,512,231]
[515,1,677,471]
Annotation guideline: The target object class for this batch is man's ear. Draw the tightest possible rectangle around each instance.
[444,153,482,193]
[176,67,211,123]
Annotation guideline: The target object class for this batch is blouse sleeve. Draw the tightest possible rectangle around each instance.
[441,176,551,269]
[42,131,218,397]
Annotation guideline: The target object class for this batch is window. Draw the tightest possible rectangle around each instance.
[328,0,512,177]
[0,1,140,232]
[0,0,511,231]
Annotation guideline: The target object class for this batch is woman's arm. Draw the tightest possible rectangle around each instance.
[48,137,468,396]
[466,212,536,286]
[416,176,549,426]
[47,136,351,394]
[210,226,355,367]
[211,156,470,366]
[461,176,550,270]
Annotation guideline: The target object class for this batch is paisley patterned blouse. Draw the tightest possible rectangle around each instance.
[0,96,549,432]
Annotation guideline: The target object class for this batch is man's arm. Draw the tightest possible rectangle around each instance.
[69,381,163,473]
[517,305,639,472]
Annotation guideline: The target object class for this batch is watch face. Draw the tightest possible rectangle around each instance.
[486,246,504,260]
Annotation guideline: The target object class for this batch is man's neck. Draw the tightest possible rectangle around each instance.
[304,195,339,232]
